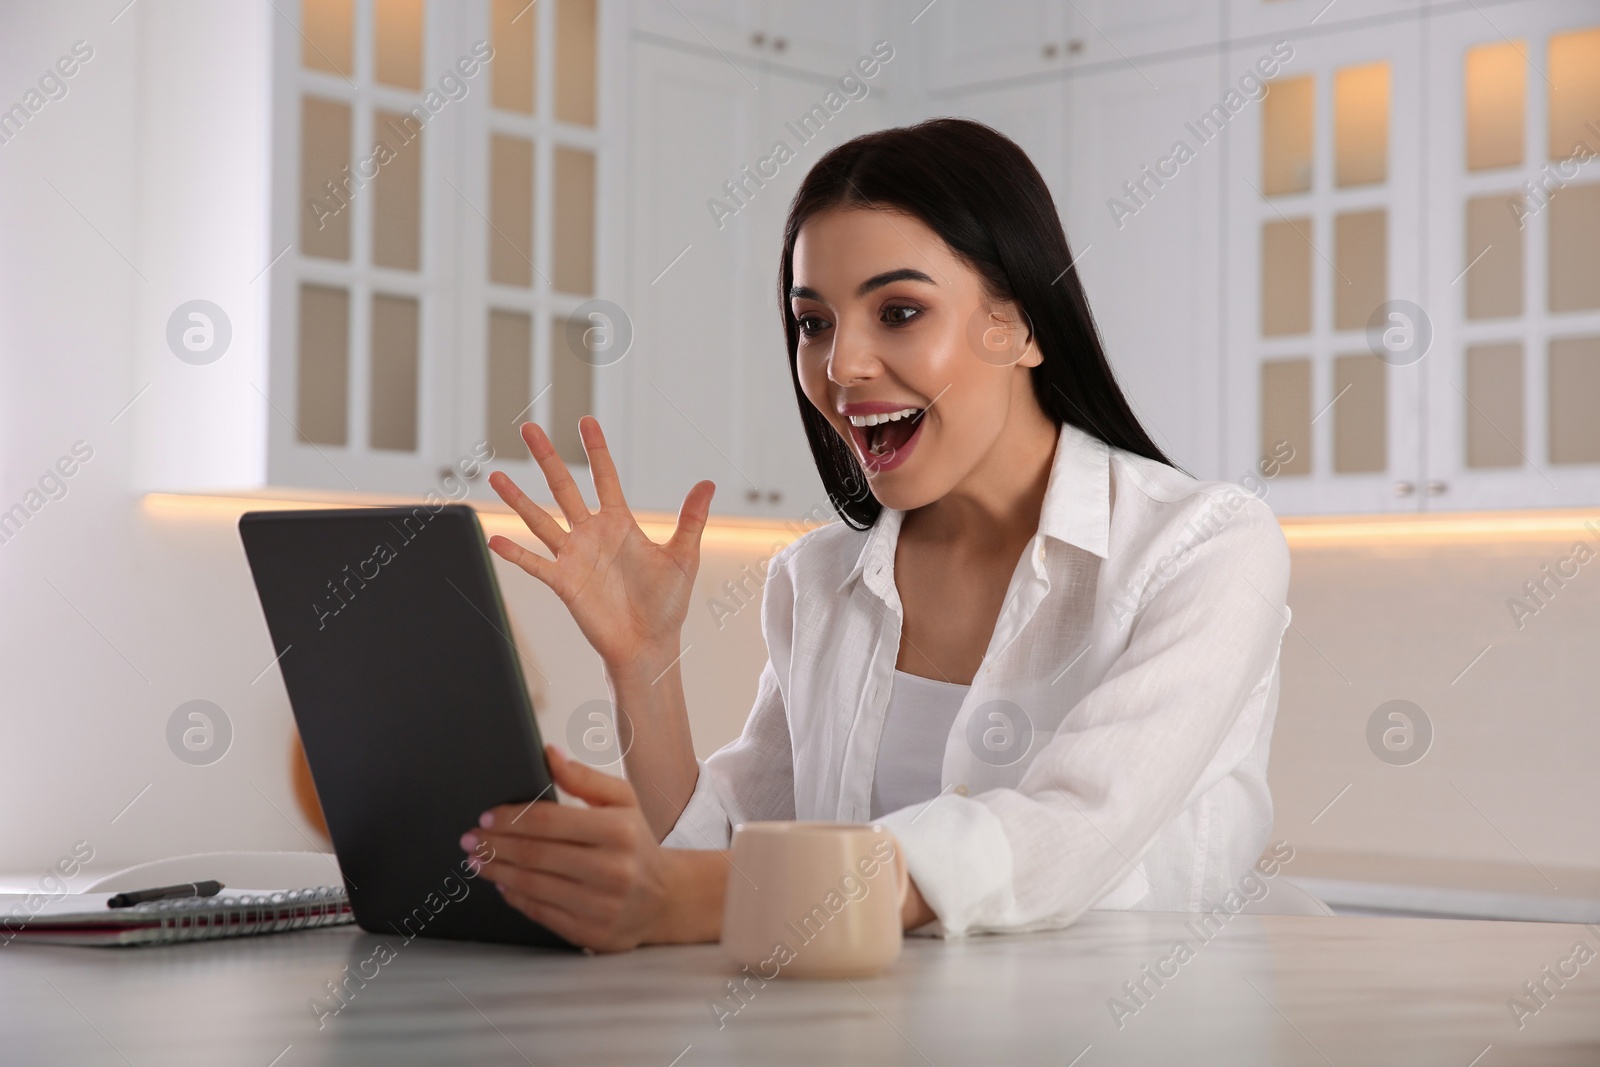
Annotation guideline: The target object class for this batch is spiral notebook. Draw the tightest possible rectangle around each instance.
[0,886,353,947]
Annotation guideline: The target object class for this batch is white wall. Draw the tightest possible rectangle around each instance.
[1269,527,1600,876]
[0,0,280,881]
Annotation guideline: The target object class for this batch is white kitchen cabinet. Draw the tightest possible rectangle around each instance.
[1220,18,1428,514]
[1420,2,1600,510]
[925,0,1599,514]
[754,0,888,76]
[921,0,1225,94]
[618,40,758,515]
[1217,2,1600,514]
[939,53,1224,481]
[260,0,619,504]
[240,0,1598,518]
[1225,0,1426,39]
[1061,52,1225,482]
[1064,0,1224,68]
[920,1,1072,92]
[265,0,477,496]
[625,0,759,54]
[729,66,886,518]
[627,0,880,78]
[617,36,890,517]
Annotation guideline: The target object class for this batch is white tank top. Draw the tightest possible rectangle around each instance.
[869,669,972,820]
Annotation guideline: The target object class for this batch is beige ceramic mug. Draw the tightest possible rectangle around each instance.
[721,821,910,979]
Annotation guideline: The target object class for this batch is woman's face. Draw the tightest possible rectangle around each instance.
[791,206,1044,512]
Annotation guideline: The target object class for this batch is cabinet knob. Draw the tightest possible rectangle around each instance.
[1042,42,1059,59]
[1393,480,1415,497]
[746,488,760,502]
[767,490,782,504]
[772,36,787,52]
[1426,480,1447,496]
[1067,38,1084,55]
[750,31,765,47]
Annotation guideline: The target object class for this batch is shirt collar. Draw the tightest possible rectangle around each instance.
[1037,421,1111,560]
[840,499,903,599]
[839,421,1111,596]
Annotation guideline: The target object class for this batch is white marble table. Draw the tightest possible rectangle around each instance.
[3,912,1597,1066]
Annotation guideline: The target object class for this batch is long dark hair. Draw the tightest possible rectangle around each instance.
[779,118,1179,530]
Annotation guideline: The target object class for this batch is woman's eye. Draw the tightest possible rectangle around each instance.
[796,315,830,337]
[882,305,920,326]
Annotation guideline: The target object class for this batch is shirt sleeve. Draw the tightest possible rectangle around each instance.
[659,660,796,849]
[877,491,1291,937]
[660,552,799,850]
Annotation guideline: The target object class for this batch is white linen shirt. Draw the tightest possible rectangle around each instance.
[662,421,1292,938]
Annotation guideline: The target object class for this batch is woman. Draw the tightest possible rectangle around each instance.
[462,119,1290,950]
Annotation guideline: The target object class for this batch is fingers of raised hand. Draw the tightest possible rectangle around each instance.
[578,416,629,512]
[666,479,716,565]
[520,422,592,528]
[487,534,558,591]
[488,469,569,553]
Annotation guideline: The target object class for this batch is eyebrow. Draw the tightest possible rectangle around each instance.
[788,268,937,303]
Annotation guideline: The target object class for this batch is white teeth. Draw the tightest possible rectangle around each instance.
[847,407,920,427]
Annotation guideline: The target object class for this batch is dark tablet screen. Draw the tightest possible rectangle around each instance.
[240,503,568,949]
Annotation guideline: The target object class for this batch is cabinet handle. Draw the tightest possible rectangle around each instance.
[1426,480,1447,496]
[746,489,760,503]
[1067,38,1084,55]
[767,490,782,504]
[1042,42,1059,59]
[1393,480,1415,497]
[772,36,787,52]
[750,31,765,47]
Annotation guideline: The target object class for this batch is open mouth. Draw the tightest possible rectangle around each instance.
[846,406,925,471]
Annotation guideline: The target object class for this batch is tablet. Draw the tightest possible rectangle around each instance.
[239,503,569,949]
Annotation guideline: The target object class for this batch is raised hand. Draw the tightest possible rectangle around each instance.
[486,417,715,674]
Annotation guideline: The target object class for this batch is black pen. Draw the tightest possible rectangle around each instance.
[106,880,225,909]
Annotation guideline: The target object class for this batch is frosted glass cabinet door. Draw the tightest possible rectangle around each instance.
[1221,19,1425,515]
[268,0,615,496]
[1423,2,1600,510]
[271,0,456,493]
[447,0,612,500]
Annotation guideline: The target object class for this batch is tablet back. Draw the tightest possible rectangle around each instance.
[239,504,568,948]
